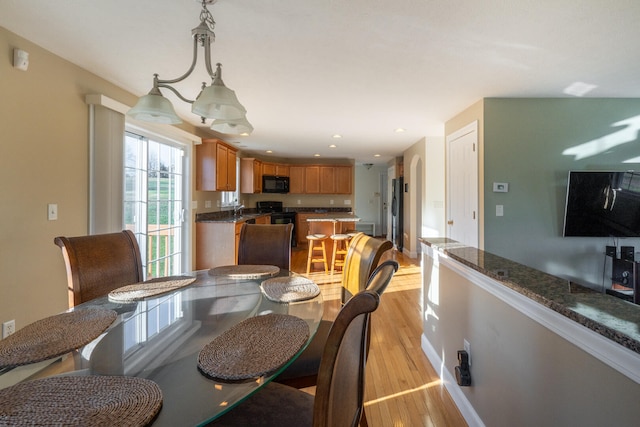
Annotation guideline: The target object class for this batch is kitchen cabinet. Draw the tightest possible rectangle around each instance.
[196,215,271,269]
[335,165,352,194]
[295,212,317,244]
[255,215,271,224]
[240,161,352,195]
[320,166,336,194]
[275,164,290,176]
[262,162,276,176]
[196,221,238,269]
[289,166,305,194]
[196,139,237,192]
[240,158,262,193]
[262,162,289,177]
[305,166,320,193]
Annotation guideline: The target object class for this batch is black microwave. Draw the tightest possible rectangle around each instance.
[262,175,290,193]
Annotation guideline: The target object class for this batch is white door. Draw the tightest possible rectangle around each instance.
[446,121,479,247]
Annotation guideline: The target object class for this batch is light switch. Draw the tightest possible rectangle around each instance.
[48,204,58,221]
[496,205,504,217]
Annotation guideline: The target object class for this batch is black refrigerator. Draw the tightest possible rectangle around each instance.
[391,177,404,251]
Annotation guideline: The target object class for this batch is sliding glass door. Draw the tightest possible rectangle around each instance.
[124,132,186,278]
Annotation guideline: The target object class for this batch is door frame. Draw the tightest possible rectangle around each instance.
[446,121,479,248]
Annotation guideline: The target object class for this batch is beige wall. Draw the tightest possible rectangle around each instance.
[422,247,640,426]
[0,27,204,329]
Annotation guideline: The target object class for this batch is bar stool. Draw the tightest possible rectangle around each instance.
[330,233,350,274]
[306,234,329,274]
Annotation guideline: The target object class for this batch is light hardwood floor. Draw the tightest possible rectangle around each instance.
[291,243,467,427]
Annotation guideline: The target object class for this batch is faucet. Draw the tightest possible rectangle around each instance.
[233,204,244,218]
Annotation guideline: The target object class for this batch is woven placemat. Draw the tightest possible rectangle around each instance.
[261,276,320,303]
[198,313,309,381]
[208,264,280,279]
[0,308,117,369]
[108,275,196,302]
[0,375,162,426]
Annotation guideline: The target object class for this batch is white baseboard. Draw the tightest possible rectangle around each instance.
[420,334,485,427]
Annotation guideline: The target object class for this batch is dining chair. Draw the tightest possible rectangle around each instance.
[237,223,293,270]
[209,260,398,427]
[276,233,394,388]
[54,230,143,308]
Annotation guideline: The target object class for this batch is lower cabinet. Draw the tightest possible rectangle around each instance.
[196,222,240,270]
[196,215,271,269]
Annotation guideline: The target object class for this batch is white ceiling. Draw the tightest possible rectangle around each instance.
[2,0,640,165]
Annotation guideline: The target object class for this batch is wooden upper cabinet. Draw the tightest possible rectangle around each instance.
[275,164,290,177]
[320,166,336,194]
[289,166,305,193]
[196,139,237,192]
[288,164,352,194]
[335,165,352,194]
[263,162,289,177]
[240,158,262,193]
[304,166,320,193]
[262,162,276,176]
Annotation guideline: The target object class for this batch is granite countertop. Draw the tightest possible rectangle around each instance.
[195,211,271,223]
[305,213,359,222]
[420,237,640,355]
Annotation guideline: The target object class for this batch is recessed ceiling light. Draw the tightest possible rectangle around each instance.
[329,144,337,148]
[266,150,273,154]
[240,132,250,136]
[314,153,321,157]
[394,128,406,133]
[374,154,381,157]
[332,134,342,139]
[563,82,597,97]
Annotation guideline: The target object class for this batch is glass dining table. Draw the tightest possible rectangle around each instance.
[0,268,324,426]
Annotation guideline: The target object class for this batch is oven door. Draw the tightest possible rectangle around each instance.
[271,215,296,247]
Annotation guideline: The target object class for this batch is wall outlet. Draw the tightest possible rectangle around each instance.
[2,320,15,339]
[205,200,212,208]
[464,339,471,366]
[330,199,334,205]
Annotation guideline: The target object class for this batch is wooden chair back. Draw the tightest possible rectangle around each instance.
[312,260,397,427]
[341,233,393,303]
[237,223,293,270]
[54,230,143,307]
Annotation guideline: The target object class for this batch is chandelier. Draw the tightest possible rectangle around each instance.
[127,0,251,135]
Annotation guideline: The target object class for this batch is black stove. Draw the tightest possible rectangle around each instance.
[256,201,297,246]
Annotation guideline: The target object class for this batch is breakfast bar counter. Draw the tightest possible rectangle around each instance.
[420,237,640,426]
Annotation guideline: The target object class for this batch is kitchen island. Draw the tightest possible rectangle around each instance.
[302,213,359,268]
[421,237,640,427]
[306,213,360,235]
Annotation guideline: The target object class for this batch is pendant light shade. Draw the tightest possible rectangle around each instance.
[191,64,246,120]
[127,88,182,124]
[210,115,254,135]
[126,1,250,129]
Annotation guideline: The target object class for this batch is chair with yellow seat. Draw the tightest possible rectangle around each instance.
[277,233,393,389]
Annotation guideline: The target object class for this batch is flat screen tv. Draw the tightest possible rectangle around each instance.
[563,171,640,237]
